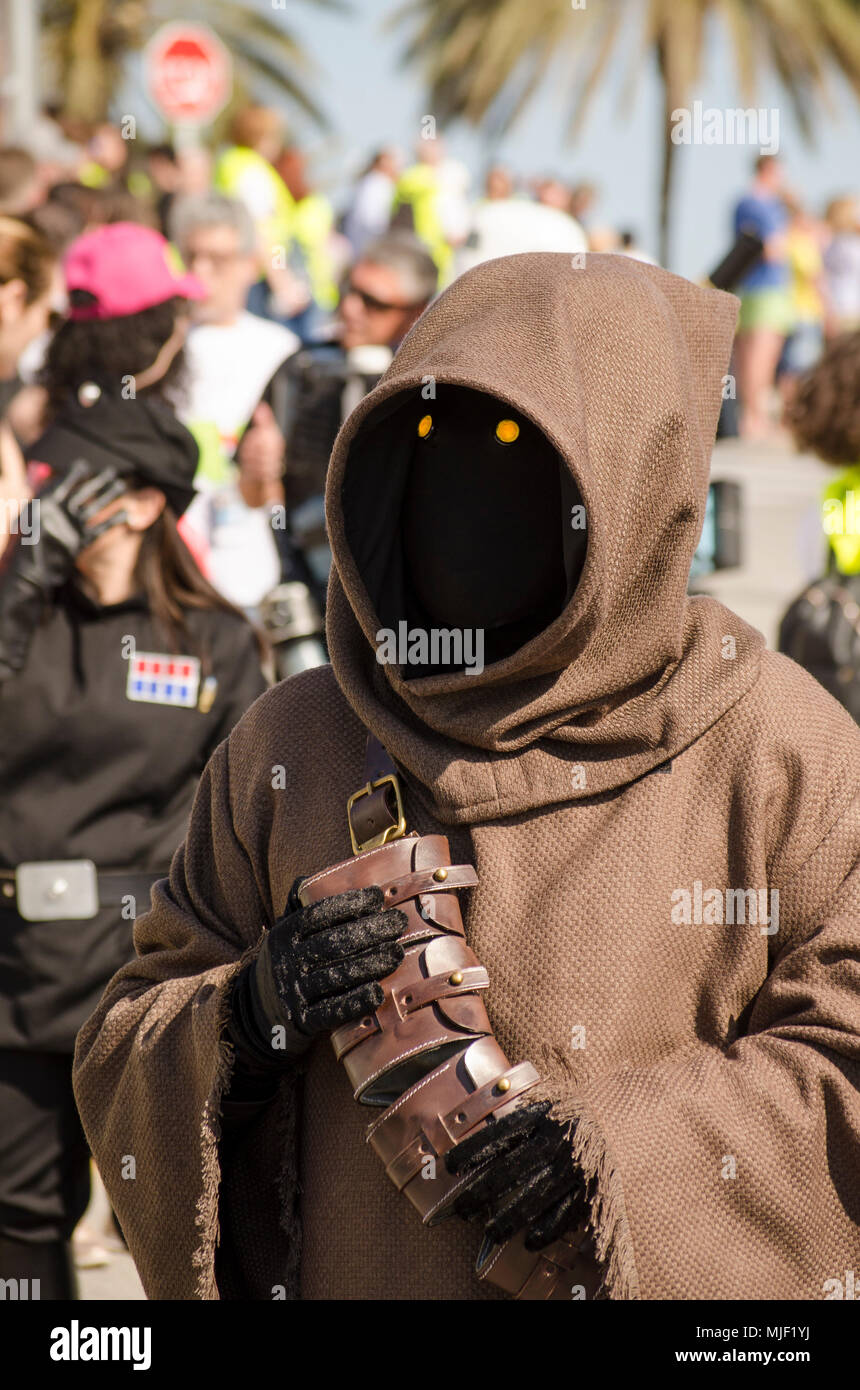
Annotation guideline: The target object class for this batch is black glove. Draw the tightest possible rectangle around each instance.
[0,460,128,680]
[226,881,408,1070]
[444,1100,590,1252]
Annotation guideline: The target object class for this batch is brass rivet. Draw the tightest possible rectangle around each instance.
[449,971,464,985]
[433,868,448,882]
[496,1078,511,1093]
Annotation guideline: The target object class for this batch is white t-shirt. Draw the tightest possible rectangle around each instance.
[824,234,860,323]
[179,312,298,611]
[455,199,588,276]
[181,311,299,459]
[183,484,283,616]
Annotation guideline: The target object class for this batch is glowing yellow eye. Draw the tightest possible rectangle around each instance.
[418,414,433,438]
[495,419,519,444]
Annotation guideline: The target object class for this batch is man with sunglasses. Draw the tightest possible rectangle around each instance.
[264,232,437,454]
[337,236,437,352]
[245,234,438,646]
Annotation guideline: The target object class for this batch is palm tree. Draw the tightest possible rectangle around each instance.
[41,0,346,129]
[392,0,860,266]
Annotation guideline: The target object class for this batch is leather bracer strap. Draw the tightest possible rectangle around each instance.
[298,740,594,1300]
[302,834,489,1105]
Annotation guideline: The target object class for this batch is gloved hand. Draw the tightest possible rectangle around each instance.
[444,1100,590,1252]
[0,460,129,680]
[227,882,408,1069]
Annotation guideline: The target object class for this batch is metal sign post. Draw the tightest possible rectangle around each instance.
[0,0,40,143]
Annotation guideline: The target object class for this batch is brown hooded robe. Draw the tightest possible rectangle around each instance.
[73,253,860,1301]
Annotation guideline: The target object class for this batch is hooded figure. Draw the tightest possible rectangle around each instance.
[73,253,860,1301]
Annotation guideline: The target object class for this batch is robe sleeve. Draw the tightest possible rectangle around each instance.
[532,789,860,1300]
[72,732,302,1301]
[204,620,269,756]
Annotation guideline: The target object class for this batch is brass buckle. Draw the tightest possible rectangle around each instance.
[347,773,407,855]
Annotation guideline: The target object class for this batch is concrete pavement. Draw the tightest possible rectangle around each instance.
[695,438,830,646]
[75,1167,146,1301]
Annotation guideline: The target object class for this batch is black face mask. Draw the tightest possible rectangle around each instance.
[400,386,582,664]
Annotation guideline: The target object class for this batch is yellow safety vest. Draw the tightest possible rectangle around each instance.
[214,146,295,258]
[392,164,450,285]
[823,465,860,577]
[292,193,338,310]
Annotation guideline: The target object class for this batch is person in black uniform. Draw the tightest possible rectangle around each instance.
[0,381,267,1296]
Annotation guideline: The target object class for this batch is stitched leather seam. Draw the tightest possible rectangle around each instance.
[302,838,421,890]
[355,1035,462,1095]
[366,1058,454,1137]
[421,1165,491,1223]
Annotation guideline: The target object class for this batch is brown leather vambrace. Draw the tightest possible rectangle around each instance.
[298,745,596,1300]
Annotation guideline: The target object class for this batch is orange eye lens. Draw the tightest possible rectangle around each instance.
[418,414,433,438]
[495,419,519,444]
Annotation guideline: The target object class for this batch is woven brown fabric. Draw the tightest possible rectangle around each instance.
[73,253,860,1300]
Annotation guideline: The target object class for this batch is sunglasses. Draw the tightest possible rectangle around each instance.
[340,279,416,313]
[186,248,246,269]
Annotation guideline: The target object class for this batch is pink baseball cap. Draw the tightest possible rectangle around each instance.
[64,222,207,321]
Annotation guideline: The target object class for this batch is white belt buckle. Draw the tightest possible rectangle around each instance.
[15,860,99,921]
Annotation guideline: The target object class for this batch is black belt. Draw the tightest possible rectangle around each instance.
[0,862,167,921]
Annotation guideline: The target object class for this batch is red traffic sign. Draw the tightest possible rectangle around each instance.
[145,22,233,126]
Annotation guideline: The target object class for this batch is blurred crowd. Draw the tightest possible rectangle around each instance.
[0,102,858,710]
[0,108,856,512]
[0,104,601,631]
[731,153,860,441]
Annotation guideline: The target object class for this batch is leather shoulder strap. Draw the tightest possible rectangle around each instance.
[365,733,397,783]
[346,732,407,855]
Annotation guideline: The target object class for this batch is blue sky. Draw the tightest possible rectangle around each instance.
[135,1,860,282]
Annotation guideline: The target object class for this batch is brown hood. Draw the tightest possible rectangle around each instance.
[325,251,765,823]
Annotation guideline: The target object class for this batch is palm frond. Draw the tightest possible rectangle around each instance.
[395,0,860,138]
[393,0,860,267]
[579,2,643,130]
[720,0,761,103]
[226,41,330,128]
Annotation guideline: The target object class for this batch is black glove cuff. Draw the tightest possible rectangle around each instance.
[219,967,285,1128]
[227,945,311,1068]
[225,964,276,1068]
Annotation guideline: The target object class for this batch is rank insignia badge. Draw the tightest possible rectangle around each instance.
[126,652,201,708]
